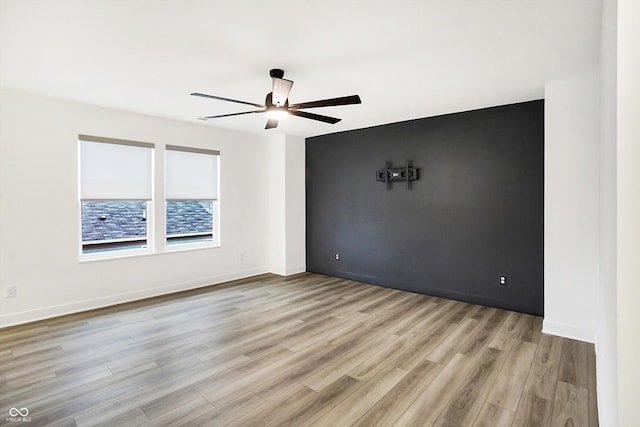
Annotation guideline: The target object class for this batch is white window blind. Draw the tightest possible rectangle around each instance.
[165,145,219,200]
[79,135,154,200]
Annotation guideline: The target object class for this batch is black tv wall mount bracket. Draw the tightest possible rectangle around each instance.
[376,160,419,190]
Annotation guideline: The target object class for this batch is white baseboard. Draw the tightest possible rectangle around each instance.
[267,266,306,276]
[0,267,269,329]
[285,266,306,276]
[542,319,595,343]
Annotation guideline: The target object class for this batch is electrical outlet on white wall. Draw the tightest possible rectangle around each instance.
[6,285,16,298]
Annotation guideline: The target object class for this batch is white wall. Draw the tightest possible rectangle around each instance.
[544,78,600,343]
[616,1,640,425]
[0,90,271,327]
[284,135,306,275]
[596,0,618,425]
[267,135,287,275]
[267,134,306,275]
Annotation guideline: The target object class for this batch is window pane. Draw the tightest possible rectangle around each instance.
[82,201,148,254]
[166,200,213,246]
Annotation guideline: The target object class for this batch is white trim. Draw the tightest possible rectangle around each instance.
[0,268,268,329]
[167,232,213,239]
[83,236,149,245]
[285,266,306,276]
[542,318,595,343]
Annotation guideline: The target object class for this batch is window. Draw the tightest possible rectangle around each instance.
[165,145,219,248]
[166,200,214,246]
[79,135,154,257]
[81,201,148,253]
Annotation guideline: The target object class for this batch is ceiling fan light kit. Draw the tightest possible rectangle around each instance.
[192,68,361,129]
[265,108,289,120]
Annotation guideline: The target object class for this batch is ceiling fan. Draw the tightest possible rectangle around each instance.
[191,69,361,129]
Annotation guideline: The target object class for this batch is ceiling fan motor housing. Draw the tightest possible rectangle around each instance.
[269,68,285,79]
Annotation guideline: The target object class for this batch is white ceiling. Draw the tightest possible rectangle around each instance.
[0,0,603,138]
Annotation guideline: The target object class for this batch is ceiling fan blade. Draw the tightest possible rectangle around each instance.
[191,92,265,108]
[289,109,341,124]
[289,95,361,110]
[265,119,279,129]
[271,78,293,107]
[201,110,264,120]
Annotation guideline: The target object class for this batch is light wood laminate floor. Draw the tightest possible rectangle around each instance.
[0,273,598,426]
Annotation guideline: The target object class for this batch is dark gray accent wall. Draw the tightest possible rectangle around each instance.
[306,100,544,316]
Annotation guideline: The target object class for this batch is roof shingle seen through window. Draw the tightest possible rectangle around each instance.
[167,200,213,235]
[82,200,212,242]
[82,201,147,241]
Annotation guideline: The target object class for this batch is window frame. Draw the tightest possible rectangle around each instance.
[78,136,221,261]
[78,135,155,261]
[164,145,220,251]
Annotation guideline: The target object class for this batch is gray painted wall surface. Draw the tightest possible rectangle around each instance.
[306,100,544,315]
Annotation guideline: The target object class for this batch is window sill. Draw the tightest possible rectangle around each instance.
[78,244,221,263]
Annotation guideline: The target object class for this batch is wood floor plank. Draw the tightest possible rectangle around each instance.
[251,343,347,400]
[140,396,214,427]
[2,360,147,424]
[0,349,14,363]
[485,339,537,411]
[512,392,553,427]
[353,358,443,426]
[136,354,249,420]
[265,375,361,427]
[558,337,590,388]
[393,320,457,372]
[92,407,149,427]
[4,370,57,389]
[445,302,476,324]
[301,331,399,392]
[347,333,422,381]
[0,272,598,427]
[0,365,112,410]
[522,333,563,400]
[190,392,266,426]
[65,357,210,426]
[551,380,589,427]
[1,345,65,376]
[426,317,480,364]
[386,301,439,336]
[517,314,543,344]
[199,345,299,406]
[309,365,407,427]
[435,346,507,427]
[280,315,350,352]
[225,383,316,427]
[472,402,514,427]
[393,352,476,426]
[459,309,507,357]
[487,311,522,351]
